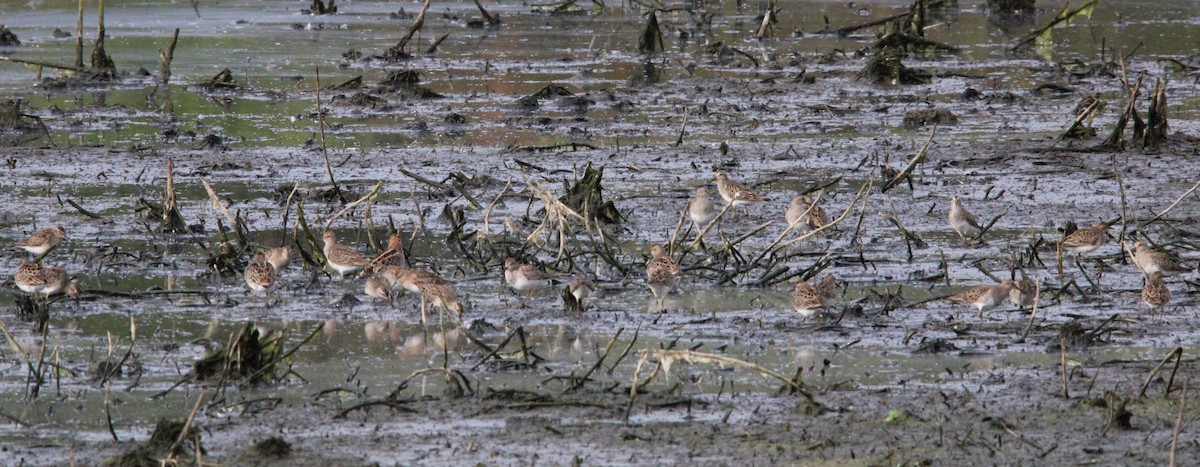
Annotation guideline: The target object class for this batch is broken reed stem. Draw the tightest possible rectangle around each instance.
[1168,379,1187,467]
[1143,176,1200,226]
[881,125,936,193]
[200,179,237,227]
[607,324,640,374]
[568,328,624,392]
[666,204,687,256]
[158,28,180,86]
[314,67,339,196]
[1060,337,1069,399]
[324,181,385,230]
[673,108,689,147]
[75,0,84,70]
[168,391,206,456]
[1018,276,1042,342]
[104,382,118,442]
[1139,347,1183,397]
[971,208,1007,243]
[481,179,513,237]
[1112,153,1130,247]
[281,183,299,235]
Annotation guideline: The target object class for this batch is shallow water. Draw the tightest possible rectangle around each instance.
[1,0,1199,464]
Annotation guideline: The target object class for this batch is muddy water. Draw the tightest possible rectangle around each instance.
[2,0,1200,465]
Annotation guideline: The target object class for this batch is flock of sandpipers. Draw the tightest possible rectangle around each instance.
[8,171,1193,322]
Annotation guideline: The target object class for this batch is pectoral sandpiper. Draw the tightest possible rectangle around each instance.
[947,280,1015,318]
[948,195,982,242]
[646,244,684,302]
[15,226,67,257]
[322,231,369,276]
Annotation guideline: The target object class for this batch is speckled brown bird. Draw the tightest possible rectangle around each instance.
[688,187,720,233]
[714,172,768,209]
[947,195,982,241]
[14,259,46,295]
[1059,222,1108,257]
[646,244,684,301]
[414,277,463,325]
[1008,278,1037,309]
[568,277,596,311]
[40,266,74,299]
[364,276,393,307]
[15,226,67,256]
[504,257,553,298]
[322,231,369,276]
[263,246,293,272]
[948,280,1015,318]
[1141,272,1170,313]
[791,280,825,318]
[1131,241,1192,277]
[358,233,407,278]
[376,265,451,296]
[786,195,828,231]
[244,253,277,306]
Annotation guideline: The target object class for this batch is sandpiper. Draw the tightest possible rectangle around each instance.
[1131,241,1192,277]
[14,259,46,295]
[1008,278,1036,309]
[568,277,596,311]
[786,195,828,231]
[263,246,293,272]
[948,195,982,241]
[364,276,393,307]
[244,253,277,306]
[376,265,451,296]
[688,187,720,233]
[414,277,463,325]
[504,257,554,298]
[714,172,767,214]
[1141,271,1170,313]
[646,244,684,302]
[15,226,67,257]
[791,280,826,318]
[40,266,75,299]
[358,233,407,278]
[1059,222,1108,258]
[322,231,369,276]
[947,280,1015,318]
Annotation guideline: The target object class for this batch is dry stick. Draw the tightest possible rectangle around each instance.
[158,28,180,86]
[1018,277,1042,342]
[104,382,118,441]
[1168,379,1188,467]
[0,56,86,73]
[1011,0,1098,51]
[1143,176,1200,226]
[567,328,624,391]
[1112,153,1130,247]
[1060,337,1069,398]
[881,125,936,193]
[167,392,206,457]
[481,179,513,237]
[673,108,689,147]
[75,0,84,69]
[607,324,640,374]
[65,199,105,219]
[324,181,385,230]
[1139,347,1183,397]
[200,179,237,227]
[395,0,433,52]
[281,184,299,235]
[666,207,687,256]
[970,208,1008,243]
[314,67,339,199]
